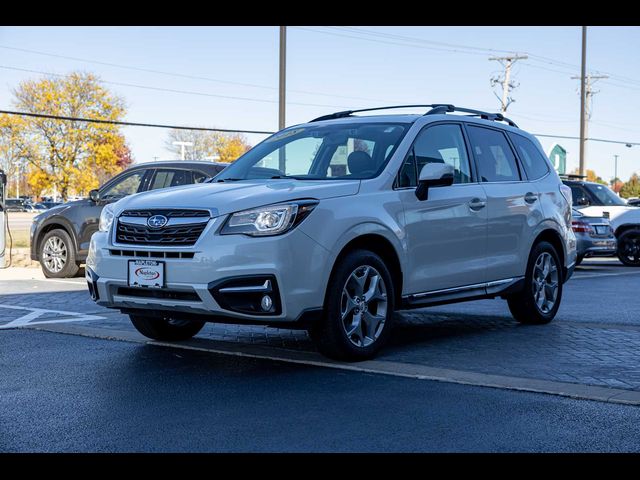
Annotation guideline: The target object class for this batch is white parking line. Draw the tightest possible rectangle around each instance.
[41,279,86,285]
[0,305,104,329]
[573,270,640,280]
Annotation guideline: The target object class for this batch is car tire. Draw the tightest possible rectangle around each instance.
[129,314,206,341]
[309,249,395,361]
[616,229,640,267]
[575,254,584,266]
[39,229,80,278]
[507,241,563,325]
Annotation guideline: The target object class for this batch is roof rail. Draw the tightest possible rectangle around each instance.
[424,104,518,127]
[309,105,438,123]
[309,104,518,128]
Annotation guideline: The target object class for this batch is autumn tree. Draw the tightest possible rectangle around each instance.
[620,173,640,199]
[6,72,130,200]
[0,113,31,197]
[165,129,251,163]
[570,168,606,185]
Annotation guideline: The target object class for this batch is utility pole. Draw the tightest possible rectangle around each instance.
[279,26,286,130]
[571,70,609,175]
[577,26,587,177]
[489,54,528,112]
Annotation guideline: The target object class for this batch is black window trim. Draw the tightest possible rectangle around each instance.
[393,120,477,190]
[463,123,525,184]
[506,131,551,182]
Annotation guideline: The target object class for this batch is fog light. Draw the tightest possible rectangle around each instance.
[261,295,273,311]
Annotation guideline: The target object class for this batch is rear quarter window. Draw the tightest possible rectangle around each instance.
[508,133,550,180]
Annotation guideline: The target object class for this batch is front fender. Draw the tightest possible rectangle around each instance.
[33,216,80,257]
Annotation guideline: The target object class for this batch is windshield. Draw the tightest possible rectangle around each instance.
[584,183,627,206]
[215,122,408,181]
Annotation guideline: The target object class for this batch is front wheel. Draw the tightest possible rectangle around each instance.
[129,314,205,341]
[309,249,395,361]
[39,229,79,278]
[617,229,640,266]
[507,241,563,325]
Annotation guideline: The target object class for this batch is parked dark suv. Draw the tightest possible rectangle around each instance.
[31,161,227,278]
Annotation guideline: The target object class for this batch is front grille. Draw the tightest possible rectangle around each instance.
[116,222,207,246]
[116,287,200,302]
[121,209,209,218]
[110,249,195,259]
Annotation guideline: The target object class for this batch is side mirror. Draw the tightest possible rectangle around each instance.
[89,189,100,203]
[415,163,454,201]
[577,196,589,206]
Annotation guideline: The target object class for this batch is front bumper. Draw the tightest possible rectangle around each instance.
[86,226,331,323]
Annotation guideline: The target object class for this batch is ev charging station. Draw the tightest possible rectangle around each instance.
[0,169,6,268]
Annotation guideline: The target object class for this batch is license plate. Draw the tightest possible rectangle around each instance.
[595,226,609,235]
[128,260,164,288]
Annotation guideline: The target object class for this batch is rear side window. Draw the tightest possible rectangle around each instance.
[149,169,190,190]
[467,125,521,182]
[509,133,550,180]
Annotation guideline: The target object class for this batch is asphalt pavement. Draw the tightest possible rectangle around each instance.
[2,328,640,452]
[1,258,640,452]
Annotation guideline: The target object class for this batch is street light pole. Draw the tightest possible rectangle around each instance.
[172,141,193,160]
[578,26,588,176]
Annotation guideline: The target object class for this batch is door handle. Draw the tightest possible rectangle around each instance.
[524,192,538,204]
[468,198,486,211]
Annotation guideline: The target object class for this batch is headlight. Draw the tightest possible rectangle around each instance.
[99,203,115,232]
[220,200,318,237]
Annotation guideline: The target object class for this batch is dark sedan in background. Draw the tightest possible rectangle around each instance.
[572,209,617,266]
[30,160,227,278]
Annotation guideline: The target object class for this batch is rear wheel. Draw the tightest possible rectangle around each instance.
[617,229,640,266]
[507,241,563,325]
[309,249,395,361]
[129,314,205,341]
[39,229,79,278]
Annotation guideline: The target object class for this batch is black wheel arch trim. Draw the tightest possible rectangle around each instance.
[33,216,80,261]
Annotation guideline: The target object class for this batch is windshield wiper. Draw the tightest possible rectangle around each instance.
[216,178,244,183]
[270,175,307,180]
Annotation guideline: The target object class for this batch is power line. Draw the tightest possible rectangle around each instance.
[0,44,391,104]
[3,108,639,147]
[302,26,640,89]
[0,109,276,135]
[0,65,350,110]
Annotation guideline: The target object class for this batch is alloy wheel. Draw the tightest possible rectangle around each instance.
[340,265,388,347]
[532,252,559,314]
[42,236,68,273]
[620,235,640,265]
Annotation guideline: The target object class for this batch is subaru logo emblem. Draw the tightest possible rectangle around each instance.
[147,215,168,229]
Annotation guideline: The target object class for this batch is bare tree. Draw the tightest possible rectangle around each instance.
[165,129,252,163]
[164,129,218,160]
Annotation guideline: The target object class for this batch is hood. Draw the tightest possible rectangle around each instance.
[34,198,91,221]
[578,205,640,229]
[112,179,360,217]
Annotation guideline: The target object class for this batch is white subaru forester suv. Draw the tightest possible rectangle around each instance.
[87,104,577,360]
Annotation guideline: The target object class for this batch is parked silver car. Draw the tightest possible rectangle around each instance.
[87,104,577,360]
[572,209,617,265]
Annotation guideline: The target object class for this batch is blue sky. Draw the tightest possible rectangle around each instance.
[0,26,639,181]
